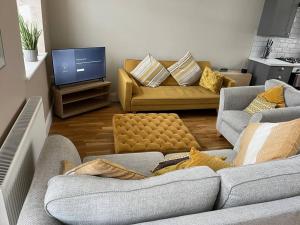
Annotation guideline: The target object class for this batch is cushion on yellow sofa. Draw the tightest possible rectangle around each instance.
[199,67,224,94]
[130,54,170,88]
[154,148,231,175]
[167,52,202,86]
[259,85,285,108]
[124,59,211,86]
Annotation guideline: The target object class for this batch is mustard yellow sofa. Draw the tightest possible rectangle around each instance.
[118,59,236,112]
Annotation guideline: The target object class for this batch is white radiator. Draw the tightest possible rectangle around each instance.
[0,97,47,225]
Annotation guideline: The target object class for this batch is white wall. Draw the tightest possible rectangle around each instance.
[0,0,52,145]
[0,0,26,143]
[47,0,265,90]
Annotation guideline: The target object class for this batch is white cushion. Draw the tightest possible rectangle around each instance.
[167,52,201,86]
[130,54,170,87]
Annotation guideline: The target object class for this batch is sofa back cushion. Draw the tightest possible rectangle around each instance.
[215,155,300,209]
[124,59,212,86]
[265,79,300,107]
[45,167,220,225]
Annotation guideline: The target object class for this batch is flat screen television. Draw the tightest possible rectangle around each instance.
[52,47,106,86]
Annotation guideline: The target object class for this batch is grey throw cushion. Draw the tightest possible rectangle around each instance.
[265,79,300,107]
[215,155,300,209]
[45,167,220,225]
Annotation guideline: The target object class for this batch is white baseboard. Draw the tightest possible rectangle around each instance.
[45,105,53,135]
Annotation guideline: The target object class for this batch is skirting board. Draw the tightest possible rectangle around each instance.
[45,104,53,135]
[110,92,118,102]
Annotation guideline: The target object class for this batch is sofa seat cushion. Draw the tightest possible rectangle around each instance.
[222,110,251,132]
[216,155,300,209]
[83,152,164,177]
[135,196,300,225]
[132,86,219,106]
[45,167,220,225]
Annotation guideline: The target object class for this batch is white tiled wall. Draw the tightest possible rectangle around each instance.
[250,8,300,59]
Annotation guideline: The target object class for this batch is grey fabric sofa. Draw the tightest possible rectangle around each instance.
[17,134,300,225]
[217,79,300,145]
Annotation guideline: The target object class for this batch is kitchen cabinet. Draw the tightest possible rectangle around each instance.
[257,0,300,37]
[248,60,293,85]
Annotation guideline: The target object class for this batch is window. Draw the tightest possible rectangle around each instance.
[16,0,45,53]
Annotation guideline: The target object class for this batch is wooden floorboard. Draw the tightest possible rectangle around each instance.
[50,103,232,159]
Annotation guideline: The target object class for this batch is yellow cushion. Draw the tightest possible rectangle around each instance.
[64,159,145,180]
[154,148,231,175]
[259,85,285,108]
[244,96,276,115]
[199,67,224,94]
[233,119,300,166]
[113,113,200,154]
[124,59,212,86]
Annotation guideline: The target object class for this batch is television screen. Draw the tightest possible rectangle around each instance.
[52,47,106,86]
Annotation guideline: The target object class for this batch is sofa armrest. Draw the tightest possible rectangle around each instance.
[250,106,300,123]
[219,86,264,111]
[17,135,81,225]
[217,86,264,131]
[118,68,133,112]
[222,76,236,88]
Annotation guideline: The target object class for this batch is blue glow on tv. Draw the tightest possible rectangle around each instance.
[52,47,106,86]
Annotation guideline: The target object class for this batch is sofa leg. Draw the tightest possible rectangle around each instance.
[217,131,222,137]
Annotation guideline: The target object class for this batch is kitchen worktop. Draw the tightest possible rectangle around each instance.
[249,57,300,67]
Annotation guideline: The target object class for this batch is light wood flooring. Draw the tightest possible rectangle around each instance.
[50,103,232,159]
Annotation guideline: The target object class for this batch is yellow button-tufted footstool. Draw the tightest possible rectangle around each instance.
[112,113,200,154]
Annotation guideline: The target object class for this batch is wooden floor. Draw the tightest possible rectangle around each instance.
[50,103,232,159]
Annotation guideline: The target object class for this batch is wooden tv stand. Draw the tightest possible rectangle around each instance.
[53,81,111,119]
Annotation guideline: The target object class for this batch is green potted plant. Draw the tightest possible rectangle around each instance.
[18,15,42,62]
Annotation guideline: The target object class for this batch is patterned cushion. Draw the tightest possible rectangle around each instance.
[167,52,201,86]
[130,54,170,87]
[164,152,190,161]
[65,159,145,180]
[233,119,300,166]
[244,96,276,115]
[113,113,200,153]
[199,67,224,94]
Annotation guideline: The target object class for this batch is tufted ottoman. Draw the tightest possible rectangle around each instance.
[112,113,200,154]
